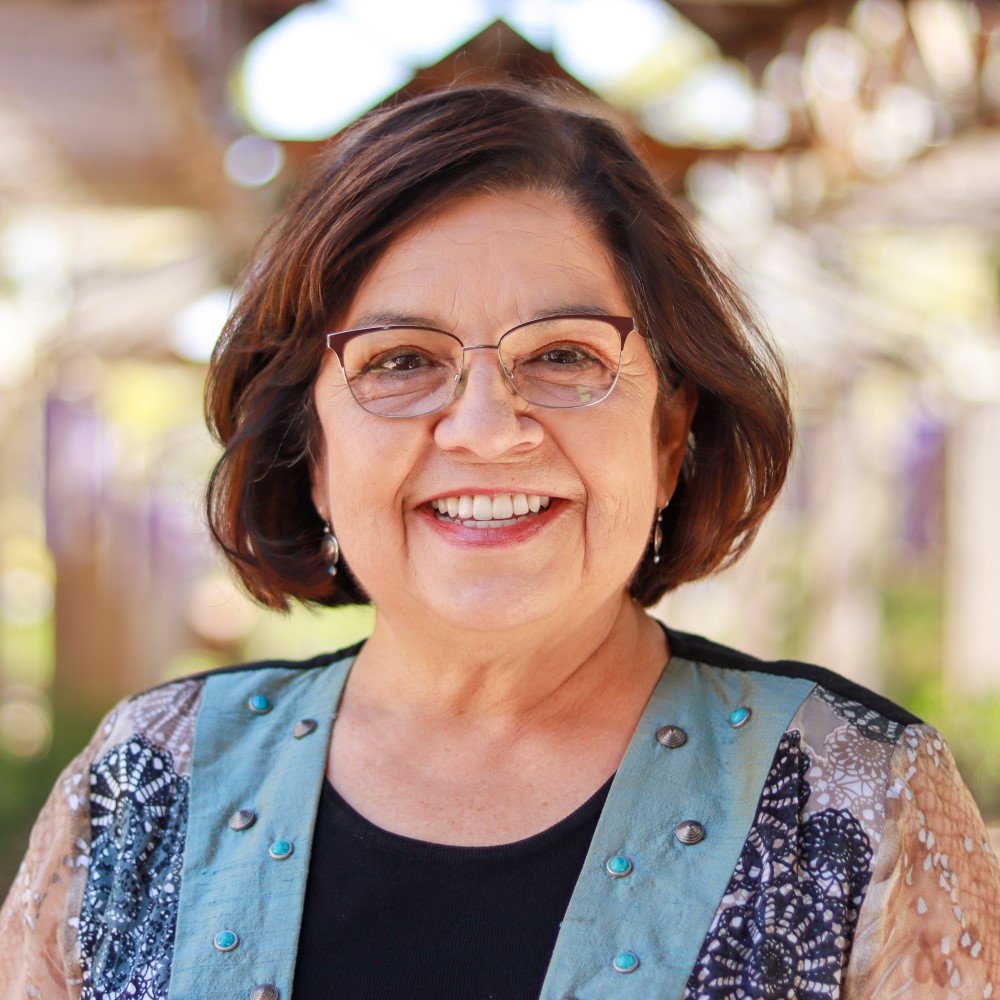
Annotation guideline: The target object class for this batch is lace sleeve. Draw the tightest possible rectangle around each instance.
[843,723,1000,998]
[0,707,120,1000]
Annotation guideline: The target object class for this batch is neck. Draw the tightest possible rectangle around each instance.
[343,593,669,725]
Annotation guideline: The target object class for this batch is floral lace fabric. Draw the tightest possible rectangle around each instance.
[1,674,997,1000]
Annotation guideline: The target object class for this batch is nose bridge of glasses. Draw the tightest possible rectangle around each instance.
[453,341,518,402]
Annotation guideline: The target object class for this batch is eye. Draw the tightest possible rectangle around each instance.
[364,349,438,374]
[535,345,598,366]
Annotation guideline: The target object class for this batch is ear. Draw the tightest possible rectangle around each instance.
[309,437,329,522]
[656,380,698,508]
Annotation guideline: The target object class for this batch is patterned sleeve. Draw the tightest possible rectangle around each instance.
[843,723,1000,998]
[0,706,121,1000]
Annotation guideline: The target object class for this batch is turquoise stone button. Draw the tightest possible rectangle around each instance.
[606,855,633,878]
[612,951,639,974]
[268,839,294,860]
[213,929,239,952]
[248,694,272,715]
[728,706,751,728]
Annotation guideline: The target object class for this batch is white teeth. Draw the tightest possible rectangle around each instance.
[431,492,552,522]
[492,494,514,519]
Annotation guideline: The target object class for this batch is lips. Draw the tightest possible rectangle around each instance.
[429,492,552,527]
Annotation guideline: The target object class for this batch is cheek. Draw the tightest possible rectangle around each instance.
[312,390,380,522]
[314,366,395,472]
[577,405,662,538]
[313,404,425,551]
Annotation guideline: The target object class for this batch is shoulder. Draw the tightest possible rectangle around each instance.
[114,640,365,757]
[17,641,364,998]
[666,626,922,838]
[665,629,1000,995]
[665,626,921,734]
[149,639,366,688]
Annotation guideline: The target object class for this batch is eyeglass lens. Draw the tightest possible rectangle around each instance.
[340,318,625,417]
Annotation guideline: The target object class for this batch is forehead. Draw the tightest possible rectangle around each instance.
[343,189,628,329]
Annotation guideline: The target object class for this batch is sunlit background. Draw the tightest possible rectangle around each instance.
[1,0,999,892]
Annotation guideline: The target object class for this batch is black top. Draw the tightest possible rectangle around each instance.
[292,776,612,1000]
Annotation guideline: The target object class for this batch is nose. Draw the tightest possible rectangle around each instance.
[432,349,543,458]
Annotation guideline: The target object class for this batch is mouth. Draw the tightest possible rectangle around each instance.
[429,492,552,529]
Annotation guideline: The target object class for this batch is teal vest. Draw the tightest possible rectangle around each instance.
[168,652,814,999]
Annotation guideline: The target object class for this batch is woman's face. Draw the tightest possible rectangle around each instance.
[311,190,695,633]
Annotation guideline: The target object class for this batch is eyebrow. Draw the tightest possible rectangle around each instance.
[346,303,616,331]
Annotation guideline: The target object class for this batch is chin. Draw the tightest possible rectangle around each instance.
[416,575,567,633]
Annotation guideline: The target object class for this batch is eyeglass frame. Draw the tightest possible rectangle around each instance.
[323,313,639,418]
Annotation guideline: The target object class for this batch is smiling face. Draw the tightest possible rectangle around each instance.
[311,190,695,634]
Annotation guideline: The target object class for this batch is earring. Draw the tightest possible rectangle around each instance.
[320,522,340,578]
[652,503,668,565]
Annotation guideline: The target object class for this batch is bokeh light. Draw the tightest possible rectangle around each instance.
[0,692,52,759]
[170,288,235,363]
[223,135,285,188]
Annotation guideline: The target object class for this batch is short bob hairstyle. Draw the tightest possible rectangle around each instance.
[206,83,793,611]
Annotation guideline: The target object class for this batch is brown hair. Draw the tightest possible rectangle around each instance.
[205,83,793,610]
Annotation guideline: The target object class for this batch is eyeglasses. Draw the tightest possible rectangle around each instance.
[324,314,637,418]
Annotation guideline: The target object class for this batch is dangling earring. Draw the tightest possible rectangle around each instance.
[320,521,340,578]
[652,503,668,565]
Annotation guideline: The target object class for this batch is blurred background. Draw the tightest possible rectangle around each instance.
[1,0,999,894]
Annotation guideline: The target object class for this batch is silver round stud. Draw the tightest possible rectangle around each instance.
[228,808,256,831]
[656,725,687,748]
[675,820,706,845]
[250,986,280,1000]
[292,718,318,739]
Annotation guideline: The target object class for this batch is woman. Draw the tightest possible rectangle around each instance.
[2,84,997,1000]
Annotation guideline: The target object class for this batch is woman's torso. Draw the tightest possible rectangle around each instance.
[2,630,998,999]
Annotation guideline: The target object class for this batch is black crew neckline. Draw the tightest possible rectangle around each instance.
[321,772,615,862]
